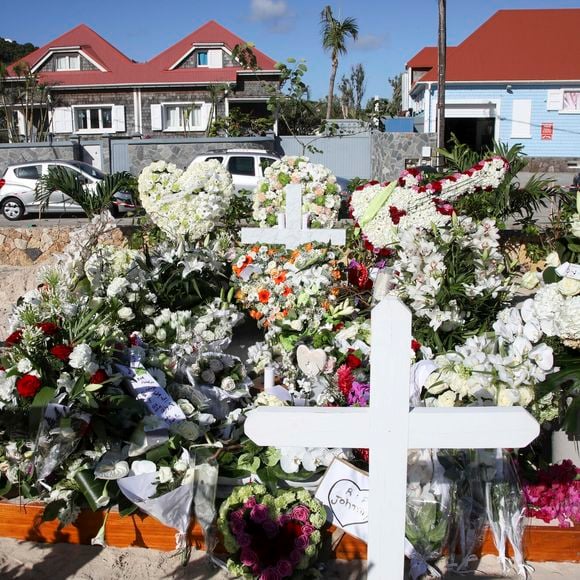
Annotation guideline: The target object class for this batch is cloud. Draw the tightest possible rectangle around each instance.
[353,34,385,51]
[250,0,290,22]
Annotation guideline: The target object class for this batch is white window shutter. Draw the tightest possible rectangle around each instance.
[51,107,73,133]
[511,99,532,139]
[546,90,563,111]
[112,105,125,132]
[151,104,162,130]
[208,49,223,68]
[16,111,26,136]
[200,102,213,130]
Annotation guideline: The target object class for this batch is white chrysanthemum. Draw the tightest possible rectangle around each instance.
[69,343,93,370]
[138,159,234,240]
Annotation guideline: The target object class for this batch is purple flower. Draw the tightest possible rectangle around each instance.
[230,508,245,522]
[291,505,310,523]
[250,503,270,524]
[237,533,252,548]
[230,518,246,535]
[294,534,310,550]
[347,381,370,406]
[276,559,293,577]
[244,496,257,509]
[241,549,258,567]
[262,518,278,538]
[260,568,282,580]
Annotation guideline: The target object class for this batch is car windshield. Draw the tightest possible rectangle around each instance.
[66,161,107,180]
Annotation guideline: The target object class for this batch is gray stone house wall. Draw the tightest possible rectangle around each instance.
[127,136,276,174]
[371,132,438,181]
[0,142,75,176]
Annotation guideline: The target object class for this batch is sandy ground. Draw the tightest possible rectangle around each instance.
[0,538,579,579]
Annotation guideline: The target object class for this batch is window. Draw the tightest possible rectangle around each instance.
[563,91,580,113]
[196,51,208,66]
[163,104,201,131]
[15,165,42,180]
[206,156,224,163]
[260,157,275,172]
[55,53,80,71]
[228,156,255,176]
[74,107,112,131]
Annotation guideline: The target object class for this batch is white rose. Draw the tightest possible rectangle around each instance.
[520,271,540,290]
[497,388,520,407]
[519,386,535,407]
[17,358,33,374]
[157,466,174,484]
[436,390,457,407]
[144,324,156,335]
[558,277,580,297]
[545,252,561,267]
[155,328,167,341]
[118,307,134,321]
[220,376,236,392]
[69,344,93,370]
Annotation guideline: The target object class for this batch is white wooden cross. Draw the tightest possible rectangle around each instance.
[241,183,346,249]
[244,297,540,579]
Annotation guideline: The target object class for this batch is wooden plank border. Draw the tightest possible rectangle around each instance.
[0,502,577,562]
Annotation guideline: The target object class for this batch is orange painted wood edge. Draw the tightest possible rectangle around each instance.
[0,502,577,562]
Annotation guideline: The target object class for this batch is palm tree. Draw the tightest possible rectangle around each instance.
[320,6,359,120]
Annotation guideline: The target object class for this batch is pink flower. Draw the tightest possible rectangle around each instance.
[291,505,310,523]
[260,569,282,580]
[244,496,257,509]
[294,534,310,550]
[250,503,270,524]
[241,549,258,567]
[276,559,293,577]
[237,533,252,548]
[262,519,278,538]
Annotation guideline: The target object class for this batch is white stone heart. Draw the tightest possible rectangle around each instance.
[327,478,369,528]
[296,345,327,378]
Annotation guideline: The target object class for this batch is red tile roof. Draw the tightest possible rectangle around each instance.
[8,21,278,87]
[415,9,580,83]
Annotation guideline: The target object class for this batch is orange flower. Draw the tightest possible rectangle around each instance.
[250,310,263,320]
[258,289,271,303]
[331,269,342,280]
[304,243,313,251]
[234,289,245,301]
[273,270,287,284]
[322,300,330,310]
[233,255,254,277]
[251,246,260,253]
[282,286,293,296]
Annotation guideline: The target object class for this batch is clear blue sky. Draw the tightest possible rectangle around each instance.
[3,1,577,103]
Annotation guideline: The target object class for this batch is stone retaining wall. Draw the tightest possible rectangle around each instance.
[0,225,132,266]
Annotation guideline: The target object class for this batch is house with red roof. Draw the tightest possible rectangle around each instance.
[402,9,580,163]
[5,21,280,140]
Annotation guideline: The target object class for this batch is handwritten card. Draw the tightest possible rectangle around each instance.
[116,362,186,425]
[315,457,369,542]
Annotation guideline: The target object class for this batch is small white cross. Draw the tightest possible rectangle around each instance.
[244,297,540,579]
[241,183,347,249]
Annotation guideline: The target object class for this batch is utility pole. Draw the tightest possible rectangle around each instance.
[436,0,447,167]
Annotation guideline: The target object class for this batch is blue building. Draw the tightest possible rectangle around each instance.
[402,9,580,169]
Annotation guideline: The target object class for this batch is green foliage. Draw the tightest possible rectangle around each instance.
[439,137,561,226]
[231,42,258,71]
[35,167,134,218]
[209,107,271,137]
[0,38,37,66]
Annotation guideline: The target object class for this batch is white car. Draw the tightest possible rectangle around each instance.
[0,160,136,220]
[189,149,279,192]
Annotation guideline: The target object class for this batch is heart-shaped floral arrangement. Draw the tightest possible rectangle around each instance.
[218,483,326,579]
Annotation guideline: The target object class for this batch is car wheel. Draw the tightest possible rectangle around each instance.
[1,198,25,221]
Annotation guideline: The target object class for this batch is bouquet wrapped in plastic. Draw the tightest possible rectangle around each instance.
[405,449,452,579]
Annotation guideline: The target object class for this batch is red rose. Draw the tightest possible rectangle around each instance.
[5,329,23,346]
[50,344,73,361]
[90,369,109,385]
[411,339,422,353]
[346,353,362,369]
[388,205,407,225]
[16,374,41,398]
[36,322,59,336]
